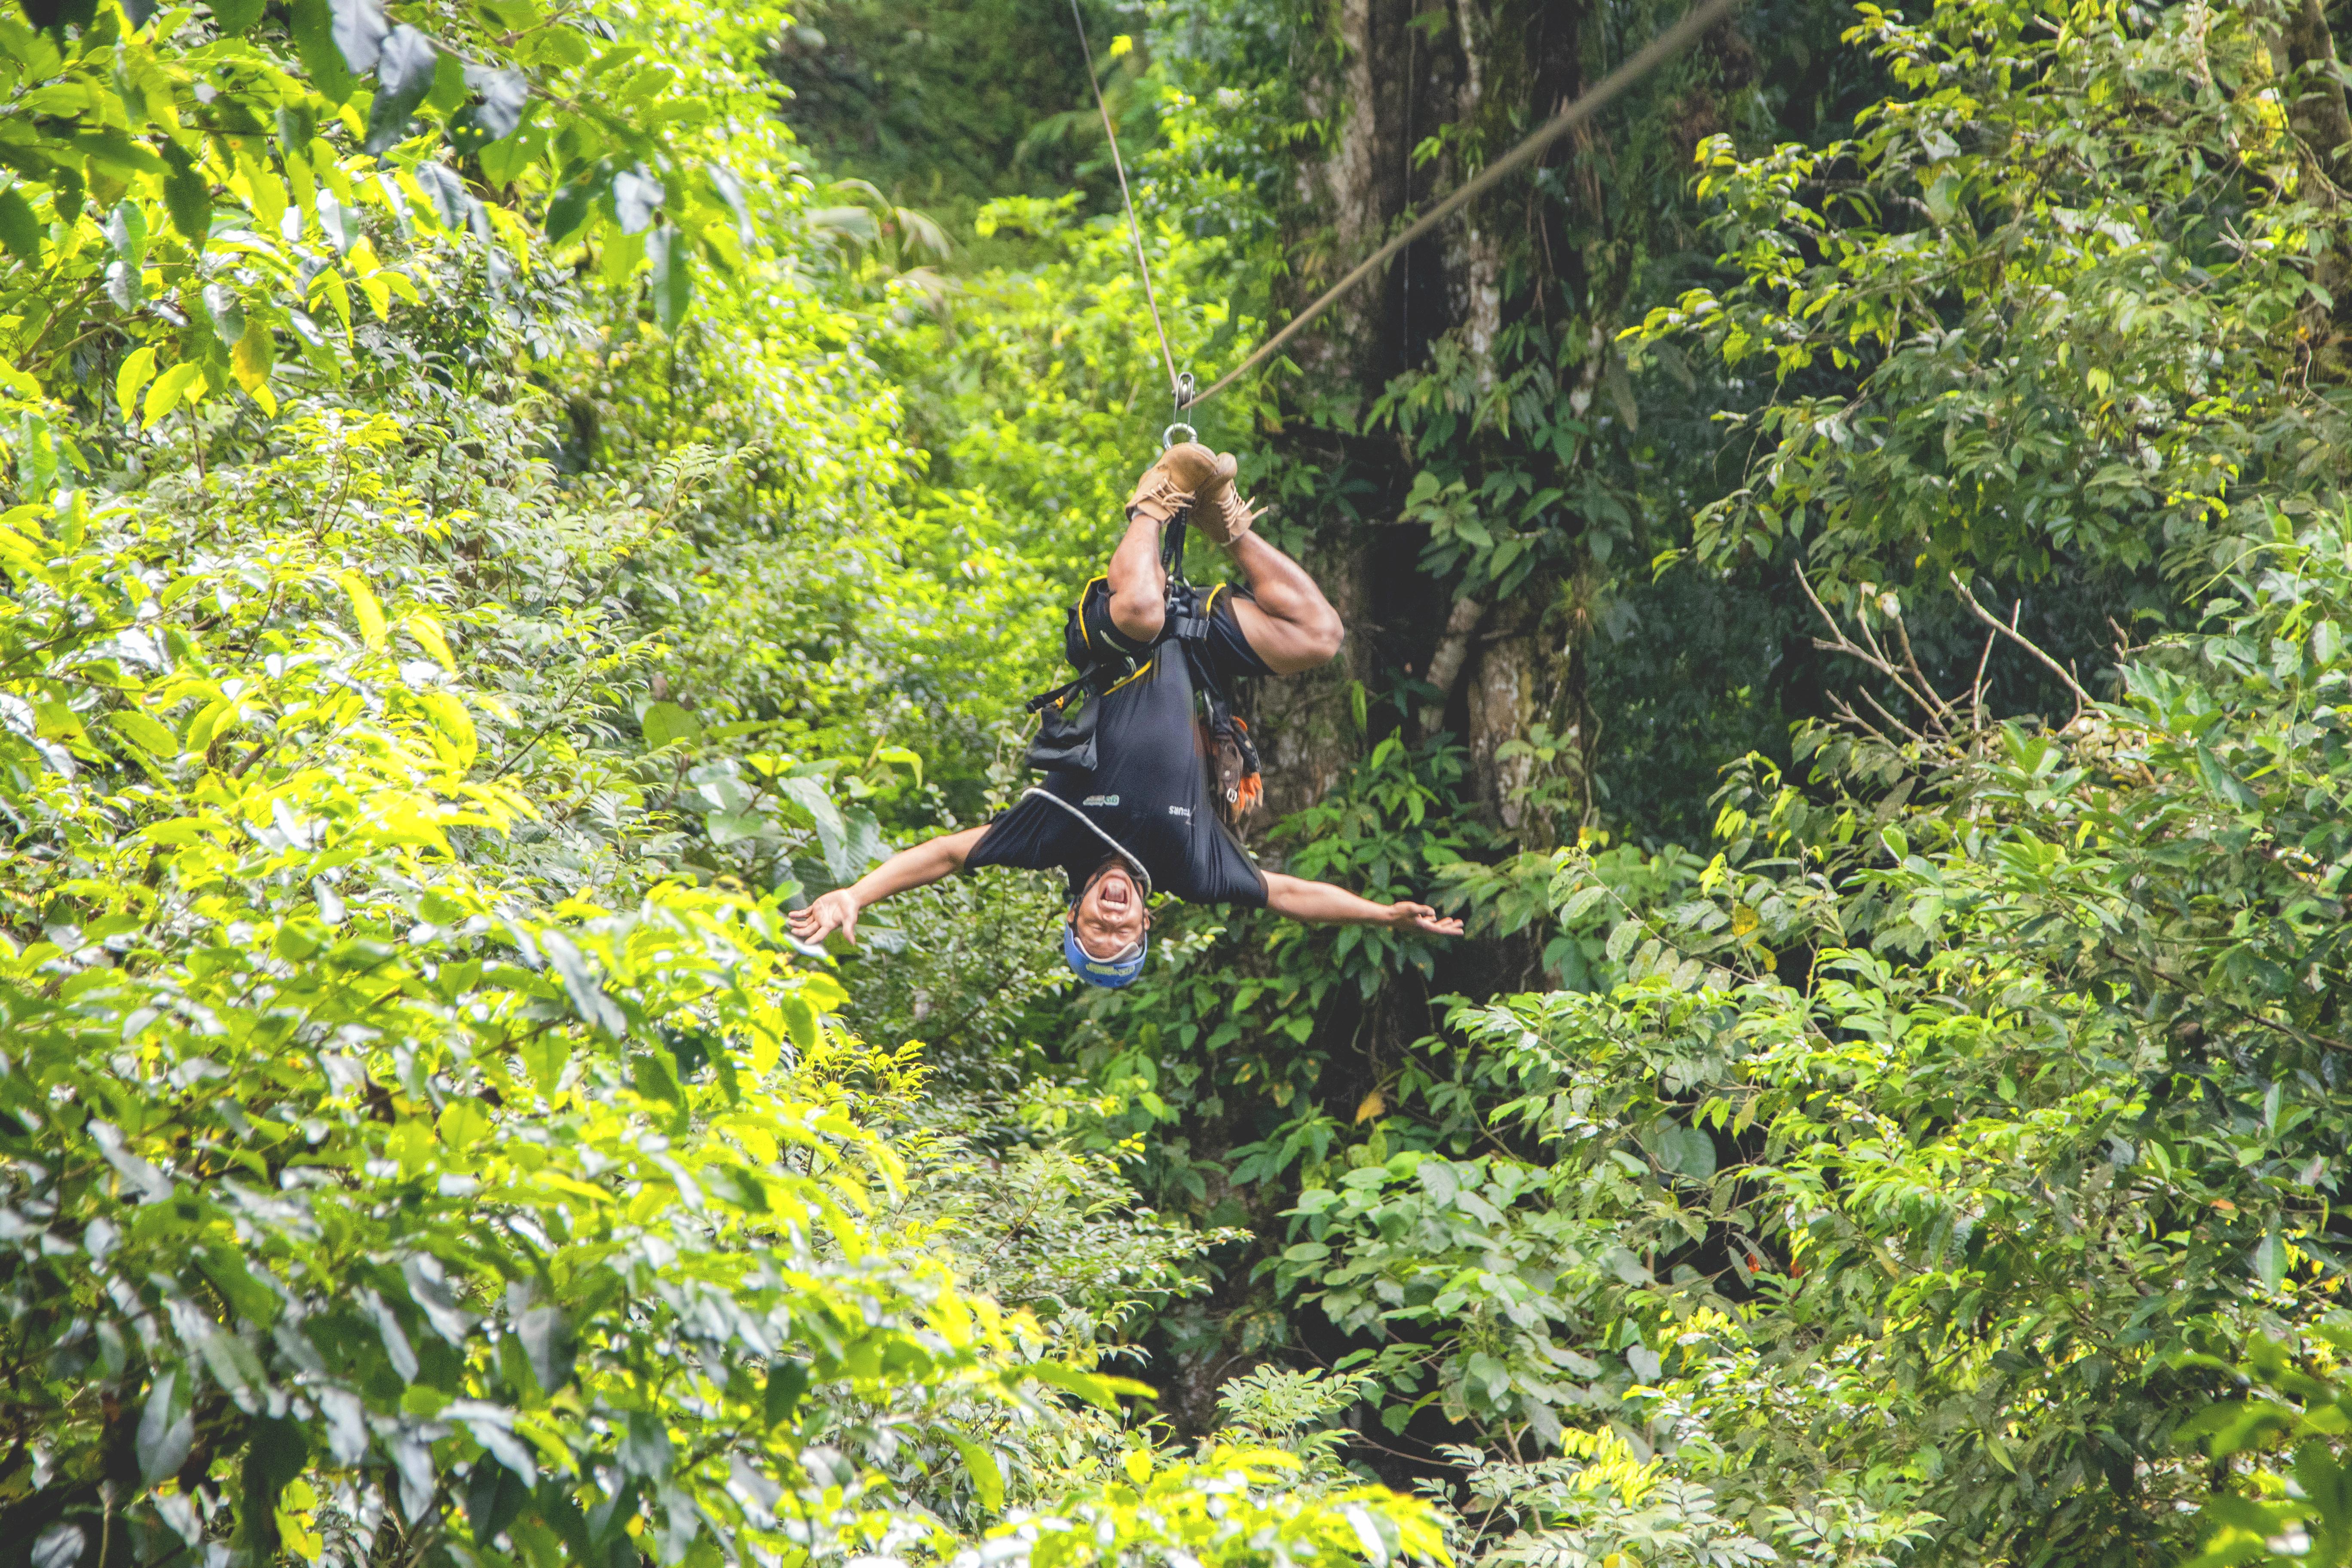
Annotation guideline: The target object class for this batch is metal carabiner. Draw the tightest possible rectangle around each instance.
[1162,371,1197,449]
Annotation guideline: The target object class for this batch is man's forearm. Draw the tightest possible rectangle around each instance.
[1107,513,1168,641]
[842,827,986,909]
[1262,872,1395,925]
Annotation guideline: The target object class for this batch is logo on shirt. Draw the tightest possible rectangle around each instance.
[1084,794,1119,807]
[1167,805,1192,819]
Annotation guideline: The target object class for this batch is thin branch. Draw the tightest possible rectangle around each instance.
[1827,692,1902,752]
[1794,561,1953,735]
[1949,572,2094,715]
[1856,683,1933,748]
[1969,629,1997,732]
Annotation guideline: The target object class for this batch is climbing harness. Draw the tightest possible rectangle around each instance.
[1022,529,1265,829]
[1065,0,1741,414]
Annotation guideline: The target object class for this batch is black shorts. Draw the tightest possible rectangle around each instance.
[1076,579,1273,686]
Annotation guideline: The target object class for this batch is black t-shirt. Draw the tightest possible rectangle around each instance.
[968,580,1270,907]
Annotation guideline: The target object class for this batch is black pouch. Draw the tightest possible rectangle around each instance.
[1027,690,1098,772]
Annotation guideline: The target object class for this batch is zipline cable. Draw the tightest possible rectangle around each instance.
[1069,0,1184,403]
[1183,0,1741,410]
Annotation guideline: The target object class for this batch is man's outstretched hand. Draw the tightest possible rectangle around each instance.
[788,889,862,947]
[1386,900,1465,937]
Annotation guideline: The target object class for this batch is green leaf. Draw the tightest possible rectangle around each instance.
[337,570,387,650]
[612,166,663,233]
[211,0,266,34]
[330,0,389,72]
[520,1033,566,1097]
[870,745,923,786]
[2195,742,2254,809]
[517,1304,573,1393]
[0,184,40,262]
[1020,1361,1155,1411]
[466,1461,531,1544]
[107,710,179,758]
[160,143,211,245]
[1415,1160,1458,1204]
[764,1359,810,1426]
[70,128,166,176]
[364,26,440,154]
[202,282,245,342]
[706,808,765,846]
[136,1368,193,1484]
[1605,916,1642,962]
[1661,1124,1716,1180]
[2254,1228,2286,1293]
[451,66,529,153]
[426,46,469,113]
[142,361,202,428]
[946,1433,1005,1512]
[244,1416,307,1506]
[104,200,147,268]
[1560,883,1610,922]
[289,0,358,100]
[544,166,608,245]
[641,700,700,748]
[276,102,318,155]
[539,930,623,1037]
[113,344,156,422]
[30,1525,83,1568]
[616,1412,673,1480]
[647,224,691,331]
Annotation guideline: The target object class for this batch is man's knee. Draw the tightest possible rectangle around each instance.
[1260,614,1343,676]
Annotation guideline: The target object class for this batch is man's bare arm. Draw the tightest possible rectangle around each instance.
[1262,872,1464,936]
[1106,511,1169,643]
[787,825,991,946]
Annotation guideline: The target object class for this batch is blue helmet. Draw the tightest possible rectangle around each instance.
[1064,921,1149,988]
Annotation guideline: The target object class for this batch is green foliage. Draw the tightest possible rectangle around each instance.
[771,0,1097,213]
[0,5,1458,1568]
[1625,0,2352,597]
[2177,1318,2352,1568]
[0,387,1044,1563]
[26,0,2352,1564]
[0,0,789,452]
[820,4,2352,1566]
[1297,499,2352,1562]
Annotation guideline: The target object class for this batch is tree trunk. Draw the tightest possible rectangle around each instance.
[2275,0,2352,374]
[1264,0,1600,820]
[1159,0,1751,1436]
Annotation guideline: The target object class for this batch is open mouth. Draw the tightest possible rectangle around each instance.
[1075,867,1142,962]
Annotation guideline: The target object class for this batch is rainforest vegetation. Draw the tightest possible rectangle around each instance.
[3,0,2352,1566]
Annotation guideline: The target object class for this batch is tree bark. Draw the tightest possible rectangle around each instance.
[2275,0,2352,375]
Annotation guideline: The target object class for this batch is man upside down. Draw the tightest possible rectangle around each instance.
[788,442,1464,985]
